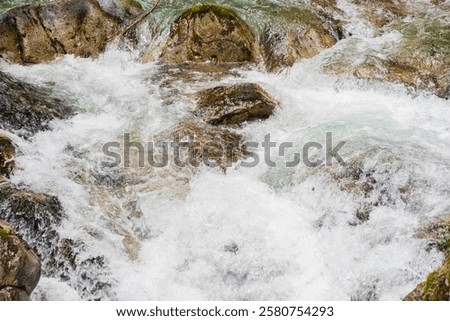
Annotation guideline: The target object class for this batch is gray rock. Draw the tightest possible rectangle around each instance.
[0,71,73,138]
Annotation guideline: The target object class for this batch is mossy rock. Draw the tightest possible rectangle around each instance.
[404,218,450,301]
[160,4,260,64]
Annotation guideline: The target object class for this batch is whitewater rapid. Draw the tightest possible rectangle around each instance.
[1,0,450,301]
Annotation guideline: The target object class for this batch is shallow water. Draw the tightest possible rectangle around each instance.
[1,0,449,300]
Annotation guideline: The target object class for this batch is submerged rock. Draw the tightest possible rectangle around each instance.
[0,220,41,301]
[168,122,248,170]
[0,71,73,138]
[159,4,260,64]
[0,0,143,64]
[195,83,278,126]
[0,133,15,178]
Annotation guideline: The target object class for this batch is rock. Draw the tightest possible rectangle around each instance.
[404,218,450,300]
[168,122,249,170]
[195,83,278,126]
[0,71,73,138]
[0,133,15,178]
[350,0,409,31]
[159,4,260,64]
[260,5,341,72]
[322,19,450,99]
[404,256,450,301]
[0,178,115,300]
[0,220,41,301]
[0,0,143,64]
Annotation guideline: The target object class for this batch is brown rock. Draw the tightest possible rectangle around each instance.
[0,0,143,64]
[159,4,259,64]
[195,83,278,126]
[404,257,450,301]
[168,122,249,170]
[261,6,340,71]
[0,220,41,301]
[0,133,15,178]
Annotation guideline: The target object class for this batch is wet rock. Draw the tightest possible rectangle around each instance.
[159,4,259,64]
[404,256,450,301]
[322,19,450,99]
[0,133,15,178]
[168,122,249,170]
[0,178,115,300]
[351,0,410,31]
[0,71,73,138]
[0,220,41,301]
[0,0,143,64]
[405,218,450,301]
[260,3,342,72]
[195,83,278,126]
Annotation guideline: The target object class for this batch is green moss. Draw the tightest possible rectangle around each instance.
[0,226,10,237]
[178,3,239,20]
[394,19,450,64]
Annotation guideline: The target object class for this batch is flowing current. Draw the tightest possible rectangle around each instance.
[1,0,450,300]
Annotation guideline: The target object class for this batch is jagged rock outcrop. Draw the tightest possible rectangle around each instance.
[0,133,15,178]
[195,83,278,126]
[0,71,73,138]
[0,0,142,64]
[0,220,41,301]
[159,4,260,64]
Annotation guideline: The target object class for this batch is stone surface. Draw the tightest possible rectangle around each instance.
[0,133,15,178]
[159,4,259,64]
[195,83,278,126]
[0,0,143,64]
[169,122,249,169]
[0,219,41,301]
[322,19,450,99]
[405,218,450,301]
[0,71,73,138]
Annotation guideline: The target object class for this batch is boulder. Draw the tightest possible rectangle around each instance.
[0,133,15,178]
[159,4,260,64]
[261,6,340,72]
[195,83,278,126]
[0,71,73,138]
[0,0,143,64]
[0,220,41,301]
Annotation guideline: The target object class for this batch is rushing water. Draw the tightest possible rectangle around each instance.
[1,0,450,300]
